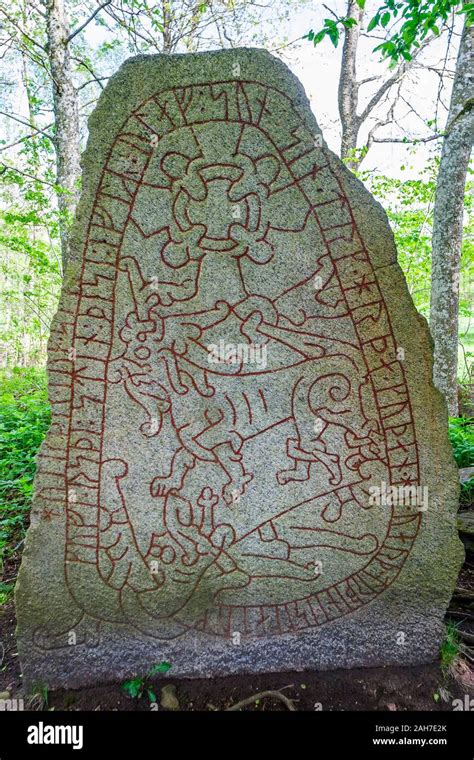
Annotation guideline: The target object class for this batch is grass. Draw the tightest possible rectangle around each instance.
[440,621,461,673]
[448,417,474,508]
[0,367,50,603]
[458,316,474,384]
[449,417,474,468]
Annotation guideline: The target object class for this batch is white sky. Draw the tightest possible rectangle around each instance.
[276,0,461,177]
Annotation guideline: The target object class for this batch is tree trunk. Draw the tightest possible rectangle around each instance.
[45,0,81,269]
[21,1,40,167]
[429,17,473,416]
[161,0,174,53]
[338,0,364,169]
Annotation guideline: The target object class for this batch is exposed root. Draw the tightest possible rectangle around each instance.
[226,686,296,712]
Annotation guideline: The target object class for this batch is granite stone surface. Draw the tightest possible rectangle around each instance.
[15,49,463,689]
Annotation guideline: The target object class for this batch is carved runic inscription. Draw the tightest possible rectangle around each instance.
[35,78,423,643]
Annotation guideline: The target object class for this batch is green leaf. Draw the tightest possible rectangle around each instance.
[457,3,474,14]
[148,661,172,676]
[381,11,391,27]
[122,678,144,698]
[147,688,157,703]
[325,20,340,47]
[342,17,358,29]
[367,13,380,32]
[311,29,327,46]
[355,0,366,7]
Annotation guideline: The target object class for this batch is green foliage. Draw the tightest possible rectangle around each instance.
[449,417,474,468]
[358,166,474,324]
[307,0,473,60]
[0,368,50,600]
[359,166,473,382]
[122,662,172,703]
[29,684,49,709]
[0,142,62,367]
[368,1,474,62]
[440,621,461,671]
[360,167,436,316]
[448,417,473,506]
[305,17,355,48]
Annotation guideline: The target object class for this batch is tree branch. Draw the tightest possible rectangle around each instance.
[0,8,47,52]
[322,3,340,21]
[371,133,442,143]
[365,101,397,154]
[358,38,432,126]
[0,122,55,152]
[103,4,160,51]
[358,64,408,126]
[0,110,53,137]
[77,76,109,91]
[358,75,381,87]
[0,161,57,187]
[66,0,113,44]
